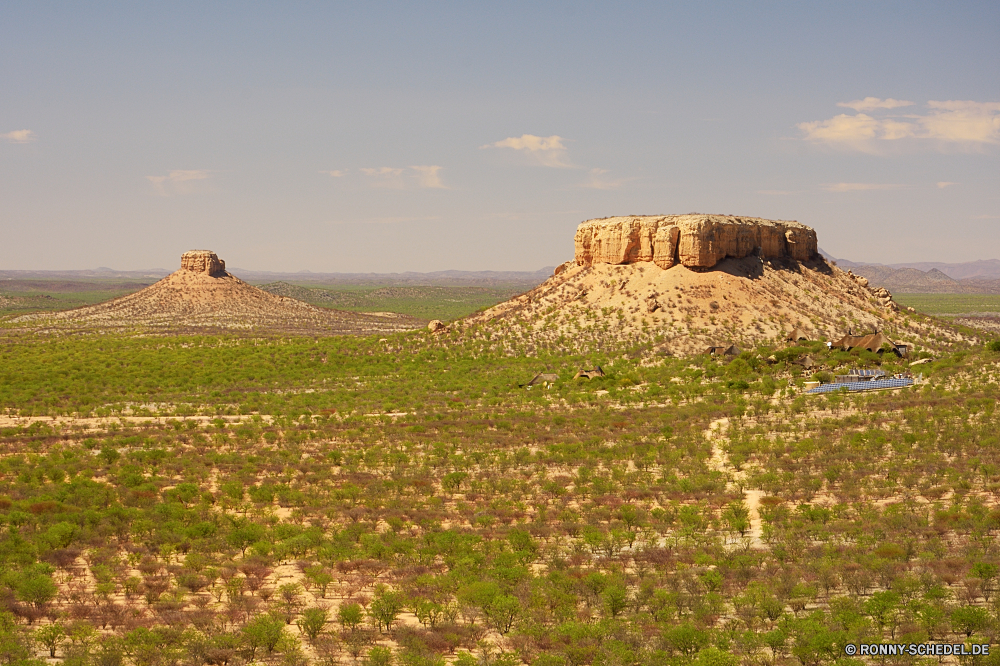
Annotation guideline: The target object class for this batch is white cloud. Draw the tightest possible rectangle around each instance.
[837,97,914,111]
[321,169,348,177]
[972,214,1000,220]
[821,183,905,192]
[799,99,1000,152]
[481,134,572,167]
[2,129,37,143]
[797,114,909,152]
[410,165,447,189]
[936,181,958,189]
[146,170,211,196]
[757,190,795,196]
[359,167,406,189]
[360,167,405,178]
[579,168,628,190]
[921,101,1000,143]
[359,166,446,189]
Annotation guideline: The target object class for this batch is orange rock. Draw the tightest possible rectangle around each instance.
[574,214,817,269]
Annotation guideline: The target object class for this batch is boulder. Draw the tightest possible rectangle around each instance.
[574,214,818,269]
[427,320,446,333]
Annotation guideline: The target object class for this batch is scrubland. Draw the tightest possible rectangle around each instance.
[1,316,1000,666]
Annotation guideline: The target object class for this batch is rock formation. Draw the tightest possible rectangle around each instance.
[574,214,818,269]
[15,251,422,334]
[460,212,960,357]
[180,250,227,276]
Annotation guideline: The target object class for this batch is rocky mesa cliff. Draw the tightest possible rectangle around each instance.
[180,250,227,276]
[574,214,818,269]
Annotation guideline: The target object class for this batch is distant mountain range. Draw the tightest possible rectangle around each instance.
[5,256,999,294]
[0,267,557,288]
[820,251,1000,293]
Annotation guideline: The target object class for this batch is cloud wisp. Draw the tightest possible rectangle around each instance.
[481,134,572,167]
[799,99,1000,152]
[352,166,447,189]
[146,170,212,196]
[836,97,914,111]
[410,165,446,189]
[578,168,629,190]
[2,129,37,143]
[821,182,906,193]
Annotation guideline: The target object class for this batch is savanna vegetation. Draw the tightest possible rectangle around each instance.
[255,284,527,322]
[2,317,1000,666]
[0,280,158,315]
[893,294,1000,316]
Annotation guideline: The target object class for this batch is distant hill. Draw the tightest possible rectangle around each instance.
[11,251,423,334]
[819,250,1000,293]
[883,259,1000,280]
[1,267,556,288]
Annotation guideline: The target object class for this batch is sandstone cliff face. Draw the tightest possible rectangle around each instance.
[181,250,227,276]
[574,214,818,269]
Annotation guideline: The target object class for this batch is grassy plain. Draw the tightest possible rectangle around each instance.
[893,293,1000,315]
[256,283,526,322]
[2,320,1000,666]
[0,279,158,314]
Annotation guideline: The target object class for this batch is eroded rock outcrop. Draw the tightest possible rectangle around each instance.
[574,214,818,269]
[14,250,422,334]
[846,270,898,311]
[181,250,227,276]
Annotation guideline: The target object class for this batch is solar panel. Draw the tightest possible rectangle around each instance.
[805,378,914,394]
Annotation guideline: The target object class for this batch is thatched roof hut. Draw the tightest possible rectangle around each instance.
[574,367,605,379]
[526,373,559,387]
[832,331,903,355]
[785,328,809,341]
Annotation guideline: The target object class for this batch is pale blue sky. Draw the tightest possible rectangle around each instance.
[2,2,998,271]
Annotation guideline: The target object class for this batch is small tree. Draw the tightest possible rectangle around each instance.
[297,607,328,643]
[242,613,285,661]
[363,646,392,666]
[35,623,66,658]
[722,501,751,538]
[278,583,303,624]
[602,585,629,618]
[338,603,364,632]
[368,588,404,633]
[951,605,989,637]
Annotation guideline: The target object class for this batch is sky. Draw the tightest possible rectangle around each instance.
[1,2,998,272]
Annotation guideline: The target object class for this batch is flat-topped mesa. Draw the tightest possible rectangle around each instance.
[574,214,818,269]
[180,250,227,277]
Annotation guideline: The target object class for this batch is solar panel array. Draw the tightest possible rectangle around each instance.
[806,378,914,394]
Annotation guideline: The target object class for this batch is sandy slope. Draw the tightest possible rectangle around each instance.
[463,256,967,355]
[11,269,421,334]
